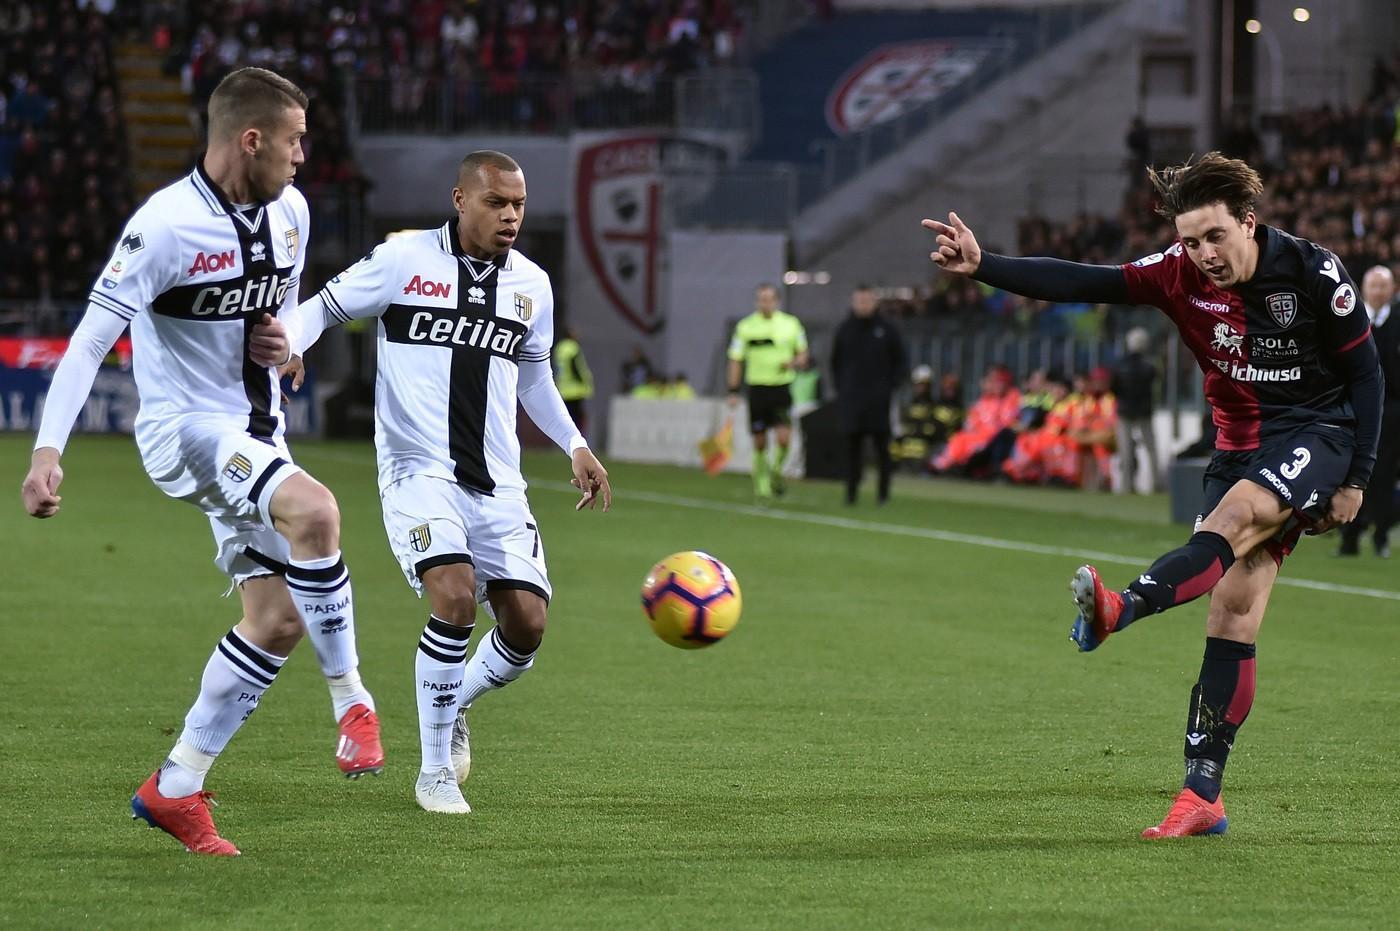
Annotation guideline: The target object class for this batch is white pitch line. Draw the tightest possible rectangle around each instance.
[530,481,1400,604]
[295,448,1400,603]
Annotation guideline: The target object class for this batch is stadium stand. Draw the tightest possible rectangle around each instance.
[0,1,134,332]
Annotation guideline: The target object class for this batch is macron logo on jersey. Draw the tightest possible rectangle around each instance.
[1191,295,1231,314]
[188,249,237,277]
[403,275,452,299]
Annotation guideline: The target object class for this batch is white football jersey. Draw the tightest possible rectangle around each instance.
[309,220,554,495]
[90,162,307,450]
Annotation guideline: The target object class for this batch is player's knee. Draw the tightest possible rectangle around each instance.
[284,484,341,552]
[242,606,304,655]
[1199,503,1255,546]
[425,566,477,625]
[501,600,547,652]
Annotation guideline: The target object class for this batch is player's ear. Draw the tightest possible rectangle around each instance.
[451,186,464,212]
[1243,210,1256,235]
[240,126,261,158]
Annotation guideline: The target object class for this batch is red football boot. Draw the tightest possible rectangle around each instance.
[336,703,384,779]
[1141,788,1229,839]
[1069,564,1126,652]
[130,771,240,856]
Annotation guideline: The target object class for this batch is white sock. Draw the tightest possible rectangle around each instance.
[459,627,535,708]
[158,629,285,798]
[416,615,473,773]
[286,551,374,719]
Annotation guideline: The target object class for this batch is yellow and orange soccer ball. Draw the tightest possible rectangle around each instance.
[640,551,742,649]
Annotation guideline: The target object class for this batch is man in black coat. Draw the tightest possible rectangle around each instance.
[1340,266,1400,557]
[831,285,908,504]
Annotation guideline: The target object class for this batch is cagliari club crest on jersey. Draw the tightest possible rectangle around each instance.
[826,39,1007,136]
[573,134,725,334]
[1266,292,1296,328]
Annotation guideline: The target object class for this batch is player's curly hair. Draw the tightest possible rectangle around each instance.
[1147,152,1263,224]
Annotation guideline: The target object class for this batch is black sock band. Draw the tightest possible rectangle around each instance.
[1126,530,1236,614]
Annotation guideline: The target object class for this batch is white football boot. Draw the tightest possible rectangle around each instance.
[415,767,471,814]
[450,709,471,785]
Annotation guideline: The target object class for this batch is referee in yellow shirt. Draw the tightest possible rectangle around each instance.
[726,283,809,499]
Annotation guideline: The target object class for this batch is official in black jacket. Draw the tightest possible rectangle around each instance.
[831,286,908,504]
[1340,266,1400,557]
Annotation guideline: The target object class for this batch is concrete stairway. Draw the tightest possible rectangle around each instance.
[114,42,196,201]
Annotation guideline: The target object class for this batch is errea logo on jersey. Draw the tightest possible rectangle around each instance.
[403,275,452,298]
[188,249,237,276]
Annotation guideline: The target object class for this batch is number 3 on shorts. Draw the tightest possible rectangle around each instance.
[1280,447,1311,481]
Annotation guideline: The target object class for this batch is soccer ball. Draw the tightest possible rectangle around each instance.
[640,551,742,649]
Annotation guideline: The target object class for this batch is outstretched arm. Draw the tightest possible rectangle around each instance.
[23,305,129,517]
[922,213,1130,305]
[518,358,611,511]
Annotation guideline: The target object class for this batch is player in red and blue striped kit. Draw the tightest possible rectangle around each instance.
[924,153,1383,839]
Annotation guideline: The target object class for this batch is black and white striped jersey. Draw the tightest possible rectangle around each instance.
[88,161,306,445]
[294,219,574,496]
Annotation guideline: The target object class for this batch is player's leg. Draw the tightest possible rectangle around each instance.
[874,429,893,503]
[749,394,773,499]
[1071,478,1289,651]
[450,495,552,799]
[1143,546,1275,839]
[381,475,477,812]
[414,562,477,814]
[845,430,863,504]
[1366,415,1400,556]
[133,575,303,856]
[770,386,794,493]
[263,469,380,773]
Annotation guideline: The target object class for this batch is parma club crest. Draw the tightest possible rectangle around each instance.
[223,453,253,483]
[513,293,533,321]
[409,524,432,553]
[285,228,299,259]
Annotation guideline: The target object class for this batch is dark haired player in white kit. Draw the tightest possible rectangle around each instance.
[924,152,1383,838]
[20,67,383,856]
[284,150,611,815]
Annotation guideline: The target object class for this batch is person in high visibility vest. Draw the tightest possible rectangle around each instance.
[553,327,594,434]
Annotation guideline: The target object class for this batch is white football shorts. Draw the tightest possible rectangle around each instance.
[381,473,551,604]
[139,417,302,583]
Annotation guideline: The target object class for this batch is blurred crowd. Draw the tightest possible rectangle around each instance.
[893,360,1150,492]
[142,0,366,190]
[0,1,133,326]
[144,0,747,134]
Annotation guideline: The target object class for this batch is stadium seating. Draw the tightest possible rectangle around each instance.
[0,1,133,331]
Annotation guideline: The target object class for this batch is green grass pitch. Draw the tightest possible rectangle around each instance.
[3,434,1398,928]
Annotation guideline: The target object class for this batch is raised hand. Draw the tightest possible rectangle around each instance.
[921,211,982,276]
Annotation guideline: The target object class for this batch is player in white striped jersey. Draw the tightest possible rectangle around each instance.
[284,150,611,814]
[19,68,382,856]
